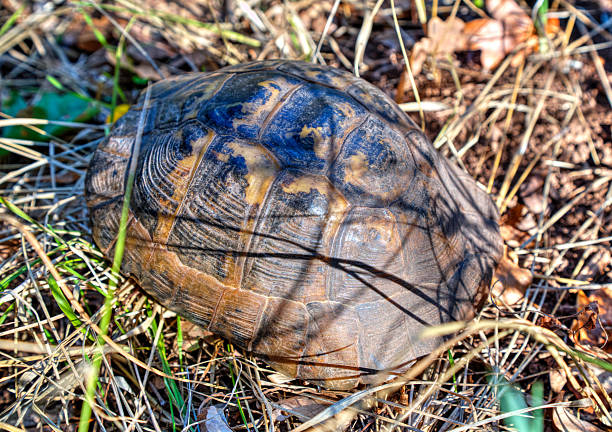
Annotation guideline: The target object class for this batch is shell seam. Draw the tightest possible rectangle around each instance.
[256,83,305,142]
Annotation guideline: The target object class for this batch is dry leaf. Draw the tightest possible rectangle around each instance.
[500,204,532,247]
[552,406,605,432]
[463,0,534,70]
[503,203,525,228]
[549,369,567,393]
[199,405,232,432]
[409,0,562,74]
[574,291,612,350]
[491,246,533,305]
[577,249,612,282]
[537,315,564,333]
[464,19,513,71]
[572,249,612,350]
[63,15,118,52]
[500,223,529,248]
[410,16,467,75]
[267,372,295,384]
[174,319,212,352]
[273,396,328,421]
[409,0,562,75]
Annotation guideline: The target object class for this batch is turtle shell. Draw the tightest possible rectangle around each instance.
[85,60,502,389]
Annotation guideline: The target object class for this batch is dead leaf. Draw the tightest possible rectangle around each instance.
[500,204,534,247]
[63,15,118,52]
[199,405,232,432]
[410,16,467,76]
[174,319,212,353]
[410,0,562,74]
[549,369,567,393]
[273,396,328,421]
[574,292,612,351]
[462,0,534,70]
[267,372,295,385]
[502,203,525,228]
[491,246,533,305]
[577,249,612,282]
[537,315,565,333]
[571,249,612,350]
[500,223,529,248]
[464,19,512,71]
[552,406,605,432]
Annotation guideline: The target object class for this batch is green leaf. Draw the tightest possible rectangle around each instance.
[2,92,99,141]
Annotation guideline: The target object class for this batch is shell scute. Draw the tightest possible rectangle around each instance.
[258,83,368,171]
[300,301,360,388]
[131,121,209,238]
[330,116,415,205]
[252,297,310,378]
[353,292,434,382]
[166,135,258,285]
[241,170,345,303]
[328,206,406,304]
[197,71,302,140]
[346,80,417,133]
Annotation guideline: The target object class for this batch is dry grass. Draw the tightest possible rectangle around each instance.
[0,0,611,431]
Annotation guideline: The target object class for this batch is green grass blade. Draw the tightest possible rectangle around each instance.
[48,276,83,330]
[0,5,25,37]
[79,7,111,49]
[78,85,152,432]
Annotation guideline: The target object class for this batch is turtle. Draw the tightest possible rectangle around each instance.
[85,60,503,389]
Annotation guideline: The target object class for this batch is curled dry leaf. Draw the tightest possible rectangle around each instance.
[410,16,466,76]
[549,369,567,393]
[572,249,612,351]
[500,204,532,248]
[537,315,565,333]
[465,1,562,70]
[491,246,533,305]
[574,292,612,351]
[552,405,605,432]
